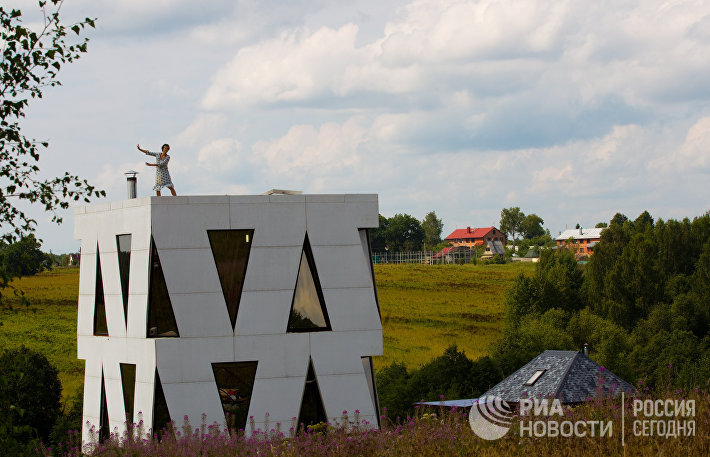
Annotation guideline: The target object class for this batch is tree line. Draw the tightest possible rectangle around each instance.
[369,207,552,255]
[370,212,446,252]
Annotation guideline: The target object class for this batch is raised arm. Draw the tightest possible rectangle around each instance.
[137,144,149,154]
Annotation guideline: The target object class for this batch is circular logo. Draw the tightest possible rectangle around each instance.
[469,395,513,440]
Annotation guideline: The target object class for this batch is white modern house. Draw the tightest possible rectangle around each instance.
[74,194,383,443]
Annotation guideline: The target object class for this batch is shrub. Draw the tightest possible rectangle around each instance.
[0,346,62,443]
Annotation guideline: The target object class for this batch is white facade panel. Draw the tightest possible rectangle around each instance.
[247,376,305,431]
[104,294,126,337]
[306,201,379,246]
[235,290,294,335]
[310,331,383,376]
[161,381,225,429]
[234,333,310,379]
[152,202,229,249]
[78,252,97,295]
[158,248,222,294]
[312,244,374,290]
[317,373,377,421]
[322,287,382,332]
[170,292,233,338]
[230,202,306,248]
[241,246,301,292]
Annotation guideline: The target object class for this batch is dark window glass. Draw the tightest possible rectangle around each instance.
[94,249,108,336]
[361,229,381,321]
[147,238,179,337]
[116,235,132,326]
[361,356,380,427]
[287,235,331,332]
[99,372,110,442]
[207,230,254,330]
[211,361,258,433]
[297,360,327,430]
[120,363,137,425]
[153,369,171,437]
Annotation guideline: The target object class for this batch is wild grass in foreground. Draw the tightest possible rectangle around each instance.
[374,263,534,369]
[45,390,709,457]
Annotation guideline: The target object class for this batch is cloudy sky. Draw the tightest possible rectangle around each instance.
[10,0,710,252]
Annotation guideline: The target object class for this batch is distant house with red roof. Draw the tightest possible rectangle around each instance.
[444,226,507,248]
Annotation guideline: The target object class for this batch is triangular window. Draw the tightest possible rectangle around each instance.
[152,369,171,437]
[287,235,331,332]
[93,248,108,336]
[147,238,179,337]
[297,359,327,430]
[207,230,254,330]
[99,370,110,442]
[120,363,136,426]
[116,234,131,326]
[211,361,258,433]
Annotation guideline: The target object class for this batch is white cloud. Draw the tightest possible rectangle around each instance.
[252,117,367,180]
[650,117,710,172]
[197,138,242,172]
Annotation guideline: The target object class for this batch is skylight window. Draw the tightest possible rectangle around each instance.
[524,369,546,386]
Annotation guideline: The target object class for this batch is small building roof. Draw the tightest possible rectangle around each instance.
[556,227,604,241]
[482,350,634,404]
[445,227,499,240]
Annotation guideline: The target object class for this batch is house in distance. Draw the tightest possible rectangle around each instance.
[443,226,506,258]
[555,227,604,257]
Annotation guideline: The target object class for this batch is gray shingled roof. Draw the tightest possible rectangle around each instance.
[483,350,635,404]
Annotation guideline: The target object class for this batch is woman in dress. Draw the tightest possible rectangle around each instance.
[137,143,177,196]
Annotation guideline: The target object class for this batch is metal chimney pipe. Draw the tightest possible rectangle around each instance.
[125,171,138,199]
[583,343,589,356]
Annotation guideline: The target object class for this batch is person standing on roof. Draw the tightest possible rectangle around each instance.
[137,143,177,196]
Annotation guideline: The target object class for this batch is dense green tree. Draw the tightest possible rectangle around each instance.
[369,213,425,252]
[504,249,584,325]
[492,309,576,376]
[520,213,545,239]
[385,213,425,251]
[1,234,46,277]
[1,0,103,242]
[0,346,62,444]
[408,345,475,402]
[610,212,628,226]
[369,214,389,251]
[375,362,411,420]
[376,346,505,421]
[499,207,525,247]
[421,211,444,249]
[595,222,608,228]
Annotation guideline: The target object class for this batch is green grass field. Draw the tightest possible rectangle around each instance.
[0,263,535,402]
[373,263,534,369]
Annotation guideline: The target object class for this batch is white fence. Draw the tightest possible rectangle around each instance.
[371,249,482,264]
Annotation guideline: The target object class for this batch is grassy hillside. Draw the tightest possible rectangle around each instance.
[373,263,534,369]
[0,262,534,401]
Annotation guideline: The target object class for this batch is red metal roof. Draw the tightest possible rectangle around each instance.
[445,227,497,240]
[432,246,454,258]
